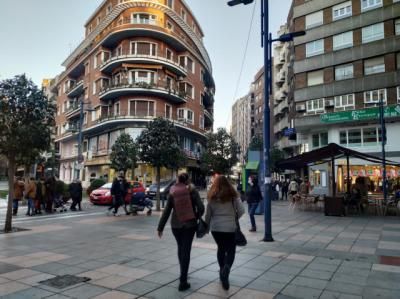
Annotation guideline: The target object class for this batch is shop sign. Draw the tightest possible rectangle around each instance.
[321,105,400,124]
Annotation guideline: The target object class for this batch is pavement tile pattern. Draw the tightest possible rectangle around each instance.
[0,199,399,298]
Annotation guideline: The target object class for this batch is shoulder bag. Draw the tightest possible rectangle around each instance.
[232,199,247,246]
[190,191,207,238]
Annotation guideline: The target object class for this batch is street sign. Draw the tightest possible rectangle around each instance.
[283,128,296,136]
[320,105,400,124]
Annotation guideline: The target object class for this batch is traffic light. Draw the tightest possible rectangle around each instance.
[227,0,254,6]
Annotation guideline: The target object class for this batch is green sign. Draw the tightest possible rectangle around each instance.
[320,105,400,124]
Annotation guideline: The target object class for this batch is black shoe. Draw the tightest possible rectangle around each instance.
[221,265,230,290]
[178,282,191,292]
[249,228,256,232]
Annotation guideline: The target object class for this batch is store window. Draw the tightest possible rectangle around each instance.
[312,132,328,148]
[361,0,382,11]
[307,70,324,86]
[348,129,362,146]
[363,127,378,145]
[333,31,353,50]
[312,170,327,187]
[306,98,325,114]
[364,56,385,75]
[306,39,324,57]
[362,23,384,43]
[364,88,386,107]
[333,1,352,20]
[334,94,355,111]
[335,64,354,80]
[305,11,323,29]
[340,127,382,146]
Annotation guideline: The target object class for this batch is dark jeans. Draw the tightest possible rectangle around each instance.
[71,197,82,210]
[211,231,236,269]
[282,190,288,200]
[248,203,258,229]
[12,199,19,215]
[172,227,196,283]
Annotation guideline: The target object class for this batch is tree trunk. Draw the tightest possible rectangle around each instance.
[156,166,161,211]
[4,156,15,233]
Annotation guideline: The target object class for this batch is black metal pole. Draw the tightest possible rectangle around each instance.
[379,97,387,201]
[77,100,84,179]
[262,0,273,242]
[346,155,351,194]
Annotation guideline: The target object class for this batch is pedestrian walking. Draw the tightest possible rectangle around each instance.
[25,177,37,216]
[45,176,56,213]
[281,179,289,200]
[12,177,25,216]
[274,181,280,201]
[205,175,245,290]
[246,176,262,232]
[157,173,204,292]
[108,171,129,216]
[288,177,299,203]
[69,179,83,211]
[34,178,44,214]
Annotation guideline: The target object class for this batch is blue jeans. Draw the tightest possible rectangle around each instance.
[248,203,259,229]
[13,199,19,214]
[27,198,34,215]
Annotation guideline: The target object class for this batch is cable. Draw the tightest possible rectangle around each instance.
[225,0,257,129]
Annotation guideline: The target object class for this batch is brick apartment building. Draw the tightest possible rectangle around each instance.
[54,0,215,185]
[292,0,400,194]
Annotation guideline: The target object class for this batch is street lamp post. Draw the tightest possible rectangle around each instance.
[228,0,305,242]
[379,97,387,201]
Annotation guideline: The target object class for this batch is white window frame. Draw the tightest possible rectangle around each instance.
[334,94,355,111]
[179,56,195,73]
[186,110,194,124]
[179,82,195,99]
[333,31,353,50]
[335,64,354,80]
[167,0,174,9]
[307,70,324,86]
[306,39,324,57]
[333,1,352,20]
[130,41,157,56]
[129,70,157,85]
[395,19,400,36]
[364,56,385,75]
[362,23,384,43]
[92,82,97,95]
[165,104,172,119]
[128,100,155,117]
[364,89,387,106]
[305,11,323,29]
[166,48,173,61]
[177,108,185,120]
[114,102,120,116]
[199,115,204,129]
[132,13,157,25]
[361,0,382,11]
[397,86,400,103]
[306,98,325,114]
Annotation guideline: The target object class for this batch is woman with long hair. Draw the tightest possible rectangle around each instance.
[157,173,204,292]
[205,175,245,290]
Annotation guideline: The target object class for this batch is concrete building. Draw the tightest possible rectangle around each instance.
[292,0,400,194]
[231,95,251,163]
[54,0,215,185]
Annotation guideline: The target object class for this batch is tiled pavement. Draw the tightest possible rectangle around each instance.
[0,200,399,298]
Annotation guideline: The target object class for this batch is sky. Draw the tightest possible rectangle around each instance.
[0,0,292,129]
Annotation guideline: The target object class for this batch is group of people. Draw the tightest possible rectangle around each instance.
[12,176,83,216]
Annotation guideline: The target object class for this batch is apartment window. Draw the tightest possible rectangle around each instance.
[200,115,204,129]
[364,88,387,106]
[167,0,173,9]
[114,45,122,57]
[305,11,323,29]
[333,1,352,20]
[348,129,362,146]
[165,104,172,119]
[333,31,353,50]
[114,102,120,116]
[179,56,195,73]
[178,108,185,119]
[181,9,187,22]
[361,0,382,11]
[363,127,378,144]
[187,110,194,124]
[129,100,155,117]
[166,48,173,60]
[132,13,157,25]
[131,42,157,56]
[129,70,156,85]
[179,82,194,99]
[364,56,385,75]
[166,20,174,31]
[334,94,355,111]
[312,132,328,148]
[306,39,324,57]
[92,82,97,95]
[340,127,382,146]
[335,64,354,80]
[307,70,324,86]
[362,23,384,43]
[395,19,400,35]
[397,86,400,103]
[306,98,325,114]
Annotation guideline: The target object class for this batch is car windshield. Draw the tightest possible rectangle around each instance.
[101,183,112,189]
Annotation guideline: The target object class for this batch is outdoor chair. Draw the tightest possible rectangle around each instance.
[383,198,400,216]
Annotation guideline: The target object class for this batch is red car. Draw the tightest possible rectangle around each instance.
[89,181,145,205]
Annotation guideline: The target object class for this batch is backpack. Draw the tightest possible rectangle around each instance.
[171,184,196,223]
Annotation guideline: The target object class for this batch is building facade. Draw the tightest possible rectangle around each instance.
[231,95,251,163]
[54,0,215,185]
[292,0,400,193]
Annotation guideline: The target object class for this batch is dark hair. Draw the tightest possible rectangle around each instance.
[250,175,258,186]
[207,175,238,203]
[178,173,189,184]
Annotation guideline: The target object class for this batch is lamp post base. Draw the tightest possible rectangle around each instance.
[261,237,274,242]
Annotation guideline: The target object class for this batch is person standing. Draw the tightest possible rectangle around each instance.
[45,176,56,213]
[25,177,37,216]
[246,176,262,232]
[205,175,245,290]
[281,179,289,201]
[109,171,129,216]
[13,177,25,216]
[157,173,204,292]
[69,179,83,211]
[34,178,44,215]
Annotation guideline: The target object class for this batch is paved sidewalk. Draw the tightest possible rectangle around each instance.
[0,201,399,298]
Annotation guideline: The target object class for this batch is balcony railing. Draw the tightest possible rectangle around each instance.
[66,80,84,98]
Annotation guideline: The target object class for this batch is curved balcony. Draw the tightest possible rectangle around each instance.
[99,81,187,104]
[65,103,80,119]
[100,54,187,77]
[204,109,213,122]
[66,80,84,98]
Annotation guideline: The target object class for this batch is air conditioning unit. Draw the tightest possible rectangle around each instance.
[325,99,335,107]
[296,104,306,112]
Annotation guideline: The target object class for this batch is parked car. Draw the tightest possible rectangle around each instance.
[90,181,145,205]
[146,179,175,200]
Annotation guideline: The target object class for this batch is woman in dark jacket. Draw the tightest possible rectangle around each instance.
[246,175,263,232]
[157,173,204,292]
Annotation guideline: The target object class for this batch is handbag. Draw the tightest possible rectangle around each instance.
[196,218,208,238]
[232,199,247,246]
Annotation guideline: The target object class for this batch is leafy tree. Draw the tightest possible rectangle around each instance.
[249,135,263,151]
[0,74,55,232]
[200,128,239,175]
[110,133,138,179]
[137,118,184,211]
[270,147,285,173]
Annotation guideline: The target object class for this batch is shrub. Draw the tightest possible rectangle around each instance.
[87,178,106,195]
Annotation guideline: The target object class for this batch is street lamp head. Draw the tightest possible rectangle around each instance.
[227,0,254,6]
[277,31,306,42]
